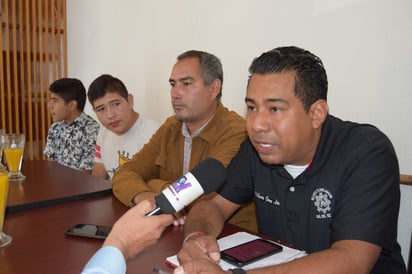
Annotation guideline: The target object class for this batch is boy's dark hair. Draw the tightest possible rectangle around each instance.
[87,74,129,105]
[49,78,86,112]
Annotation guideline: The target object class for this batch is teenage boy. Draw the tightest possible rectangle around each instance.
[88,74,159,180]
[45,78,99,173]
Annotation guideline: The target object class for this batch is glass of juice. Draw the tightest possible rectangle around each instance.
[0,169,12,247]
[0,129,6,171]
[2,134,26,182]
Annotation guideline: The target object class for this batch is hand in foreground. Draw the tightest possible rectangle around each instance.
[134,191,186,226]
[172,209,187,226]
[177,235,221,264]
[173,259,228,274]
[133,191,157,206]
[103,200,174,261]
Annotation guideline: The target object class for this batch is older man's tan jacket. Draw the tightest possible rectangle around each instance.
[112,103,257,231]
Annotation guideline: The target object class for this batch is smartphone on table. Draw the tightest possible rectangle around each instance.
[220,238,283,267]
[65,224,112,239]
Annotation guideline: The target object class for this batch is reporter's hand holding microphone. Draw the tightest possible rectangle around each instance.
[82,158,227,274]
[145,158,226,226]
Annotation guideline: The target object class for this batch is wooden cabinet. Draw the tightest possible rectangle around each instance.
[0,0,67,160]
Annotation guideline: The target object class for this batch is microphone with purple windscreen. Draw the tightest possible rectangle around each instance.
[146,158,226,216]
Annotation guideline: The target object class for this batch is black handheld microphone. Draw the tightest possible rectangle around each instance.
[146,158,226,216]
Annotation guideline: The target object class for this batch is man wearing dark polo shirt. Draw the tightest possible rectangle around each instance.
[176,46,406,274]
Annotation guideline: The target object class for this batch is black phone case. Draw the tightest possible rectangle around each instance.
[64,224,112,240]
[220,238,283,267]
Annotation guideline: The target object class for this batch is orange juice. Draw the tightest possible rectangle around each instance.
[0,172,9,228]
[4,148,23,172]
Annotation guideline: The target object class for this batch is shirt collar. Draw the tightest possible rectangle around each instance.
[182,111,216,138]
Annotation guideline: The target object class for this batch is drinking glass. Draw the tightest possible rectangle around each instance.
[0,169,12,247]
[2,134,26,182]
[0,130,6,171]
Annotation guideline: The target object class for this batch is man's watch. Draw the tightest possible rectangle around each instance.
[229,268,246,274]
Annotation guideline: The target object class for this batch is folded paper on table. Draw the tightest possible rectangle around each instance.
[165,231,307,270]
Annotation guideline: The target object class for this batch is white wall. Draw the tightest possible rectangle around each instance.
[66,0,411,264]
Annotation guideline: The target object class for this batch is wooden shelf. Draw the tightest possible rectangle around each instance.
[1,22,64,35]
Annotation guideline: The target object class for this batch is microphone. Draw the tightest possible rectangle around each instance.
[146,158,226,216]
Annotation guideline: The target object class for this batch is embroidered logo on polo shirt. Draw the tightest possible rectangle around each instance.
[311,188,333,219]
[255,191,280,206]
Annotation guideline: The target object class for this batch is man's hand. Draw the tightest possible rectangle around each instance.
[172,209,187,226]
[178,235,221,264]
[132,191,186,226]
[132,191,156,206]
[103,200,174,261]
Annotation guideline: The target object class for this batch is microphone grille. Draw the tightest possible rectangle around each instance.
[190,158,227,194]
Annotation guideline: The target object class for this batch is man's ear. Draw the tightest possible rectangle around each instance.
[210,79,221,100]
[68,100,78,112]
[310,99,328,129]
